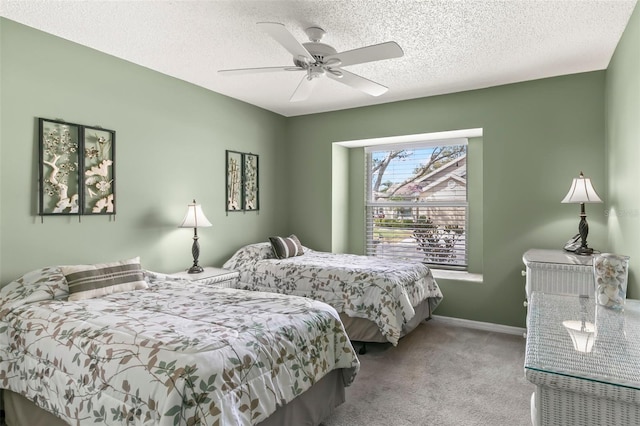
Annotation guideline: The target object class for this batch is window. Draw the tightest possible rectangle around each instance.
[365,139,468,269]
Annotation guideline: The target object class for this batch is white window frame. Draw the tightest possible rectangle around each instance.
[365,138,469,270]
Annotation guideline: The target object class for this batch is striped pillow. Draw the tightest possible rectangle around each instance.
[269,235,304,259]
[62,257,148,301]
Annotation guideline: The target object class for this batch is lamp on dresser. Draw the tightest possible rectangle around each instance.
[561,171,602,255]
[179,199,212,273]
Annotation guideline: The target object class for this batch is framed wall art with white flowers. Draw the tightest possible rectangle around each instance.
[226,150,243,212]
[225,150,260,213]
[39,118,82,216]
[243,153,259,211]
[38,118,116,217]
[82,125,115,215]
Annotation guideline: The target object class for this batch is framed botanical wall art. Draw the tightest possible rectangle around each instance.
[38,117,116,218]
[226,150,243,211]
[39,118,81,215]
[225,150,260,212]
[82,126,116,214]
[243,153,259,211]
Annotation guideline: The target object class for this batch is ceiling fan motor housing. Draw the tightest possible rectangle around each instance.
[294,42,338,67]
[305,26,326,42]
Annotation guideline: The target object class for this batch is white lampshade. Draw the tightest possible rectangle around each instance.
[179,200,212,228]
[563,320,596,353]
[561,172,602,204]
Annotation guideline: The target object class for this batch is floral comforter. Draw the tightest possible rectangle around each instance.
[223,243,443,346]
[0,267,359,425]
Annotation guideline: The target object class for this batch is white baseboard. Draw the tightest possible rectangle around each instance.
[431,314,526,336]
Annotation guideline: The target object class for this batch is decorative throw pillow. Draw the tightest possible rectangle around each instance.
[269,235,304,259]
[61,257,148,301]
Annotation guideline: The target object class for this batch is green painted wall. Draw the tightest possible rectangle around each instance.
[0,19,289,284]
[1,16,624,329]
[331,144,349,253]
[606,3,640,298]
[287,73,607,328]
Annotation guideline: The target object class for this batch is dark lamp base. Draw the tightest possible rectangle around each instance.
[188,265,204,274]
[575,247,594,256]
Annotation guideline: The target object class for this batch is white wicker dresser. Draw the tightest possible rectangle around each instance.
[522,249,594,300]
[522,249,595,339]
[525,292,640,426]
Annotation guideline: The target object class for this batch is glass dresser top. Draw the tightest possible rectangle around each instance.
[525,292,640,389]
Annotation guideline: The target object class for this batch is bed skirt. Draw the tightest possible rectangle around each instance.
[2,369,346,426]
[339,297,432,343]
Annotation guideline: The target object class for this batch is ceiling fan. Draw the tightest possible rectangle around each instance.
[219,22,404,102]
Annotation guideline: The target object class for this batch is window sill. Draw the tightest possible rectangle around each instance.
[431,269,483,283]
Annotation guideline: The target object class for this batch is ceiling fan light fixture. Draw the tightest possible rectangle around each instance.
[309,65,325,79]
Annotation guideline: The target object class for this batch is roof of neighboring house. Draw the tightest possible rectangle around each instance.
[418,165,467,195]
[378,154,467,198]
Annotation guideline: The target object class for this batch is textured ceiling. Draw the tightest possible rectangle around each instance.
[1,0,637,117]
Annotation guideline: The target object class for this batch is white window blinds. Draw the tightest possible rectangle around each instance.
[365,139,468,269]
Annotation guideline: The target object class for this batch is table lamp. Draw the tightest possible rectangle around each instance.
[179,199,212,273]
[561,172,602,255]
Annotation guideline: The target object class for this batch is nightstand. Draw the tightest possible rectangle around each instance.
[170,267,239,288]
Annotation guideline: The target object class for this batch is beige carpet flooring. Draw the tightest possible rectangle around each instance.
[322,318,534,426]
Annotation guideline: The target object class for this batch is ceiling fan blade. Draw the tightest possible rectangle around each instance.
[325,41,404,67]
[290,75,318,102]
[326,69,388,96]
[257,22,315,63]
[218,66,302,76]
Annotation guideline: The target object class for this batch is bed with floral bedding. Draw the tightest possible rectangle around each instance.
[0,264,359,426]
[223,241,443,346]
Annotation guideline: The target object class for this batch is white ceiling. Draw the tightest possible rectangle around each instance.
[1,0,637,117]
